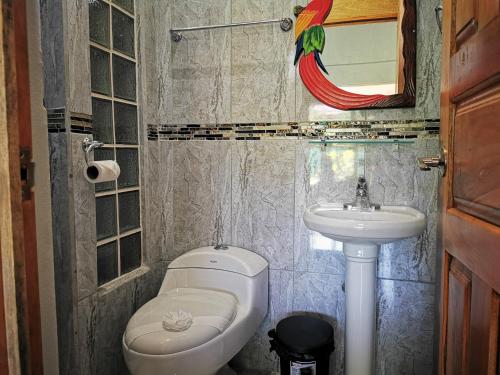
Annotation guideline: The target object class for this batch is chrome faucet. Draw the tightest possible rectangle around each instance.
[344,177,380,211]
[355,177,370,209]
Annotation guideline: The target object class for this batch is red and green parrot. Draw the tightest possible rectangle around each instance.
[294,0,388,110]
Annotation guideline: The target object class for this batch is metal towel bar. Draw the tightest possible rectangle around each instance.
[170,18,293,42]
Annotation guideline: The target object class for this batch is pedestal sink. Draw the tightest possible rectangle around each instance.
[303,203,426,375]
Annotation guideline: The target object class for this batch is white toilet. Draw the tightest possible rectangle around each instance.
[122,246,269,375]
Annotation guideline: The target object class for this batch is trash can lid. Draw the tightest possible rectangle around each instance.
[275,315,334,354]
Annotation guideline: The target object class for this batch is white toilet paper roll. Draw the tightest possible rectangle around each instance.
[84,160,121,184]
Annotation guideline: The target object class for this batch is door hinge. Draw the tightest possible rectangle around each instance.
[20,147,35,201]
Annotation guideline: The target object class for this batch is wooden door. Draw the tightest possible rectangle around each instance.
[13,0,44,373]
[0,0,43,373]
[439,0,500,374]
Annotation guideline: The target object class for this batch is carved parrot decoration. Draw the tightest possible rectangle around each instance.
[294,0,389,110]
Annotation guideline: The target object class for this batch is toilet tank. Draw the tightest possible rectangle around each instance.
[159,246,268,314]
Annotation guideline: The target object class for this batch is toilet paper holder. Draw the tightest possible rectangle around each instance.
[82,137,104,166]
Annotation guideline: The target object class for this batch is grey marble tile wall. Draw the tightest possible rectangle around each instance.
[40,0,66,110]
[78,262,168,375]
[138,0,176,266]
[41,0,92,115]
[232,141,295,270]
[137,0,176,265]
[66,0,92,115]
[165,138,440,374]
[366,141,440,283]
[376,279,435,375]
[137,0,158,127]
[172,141,232,257]
[165,0,441,125]
[230,0,296,123]
[155,1,173,122]
[137,0,172,126]
[48,132,79,375]
[142,141,174,264]
[71,133,98,299]
[170,0,232,124]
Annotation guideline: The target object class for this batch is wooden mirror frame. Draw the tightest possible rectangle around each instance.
[294,0,416,110]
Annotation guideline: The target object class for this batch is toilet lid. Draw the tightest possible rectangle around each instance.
[124,288,238,355]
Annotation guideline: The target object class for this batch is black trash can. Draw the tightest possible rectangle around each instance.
[268,315,335,375]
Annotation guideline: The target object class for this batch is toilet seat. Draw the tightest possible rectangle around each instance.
[123,246,269,375]
[124,288,237,355]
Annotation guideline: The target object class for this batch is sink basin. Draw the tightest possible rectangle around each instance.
[303,203,426,244]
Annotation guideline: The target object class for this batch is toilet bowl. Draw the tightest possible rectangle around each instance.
[122,246,269,375]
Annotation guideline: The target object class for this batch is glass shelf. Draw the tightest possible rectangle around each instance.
[308,139,415,145]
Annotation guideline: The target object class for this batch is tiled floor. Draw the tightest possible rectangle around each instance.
[216,365,279,375]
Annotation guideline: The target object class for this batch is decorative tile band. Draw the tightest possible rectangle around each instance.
[147,119,440,141]
[47,107,66,133]
[70,113,93,134]
[47,108,94,134]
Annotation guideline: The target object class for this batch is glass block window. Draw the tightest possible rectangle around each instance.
[89,0,141,285]
[97,241,118,284]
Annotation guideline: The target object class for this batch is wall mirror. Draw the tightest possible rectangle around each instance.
[294,0,416,110]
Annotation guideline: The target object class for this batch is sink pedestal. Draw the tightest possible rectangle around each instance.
[343,242,379,375]
[303,203,426,375]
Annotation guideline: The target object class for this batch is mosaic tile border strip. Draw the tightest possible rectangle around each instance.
[47,108,94,134]
[47,107,66,133]
[70,113,93,134]
[147,119,440,141]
